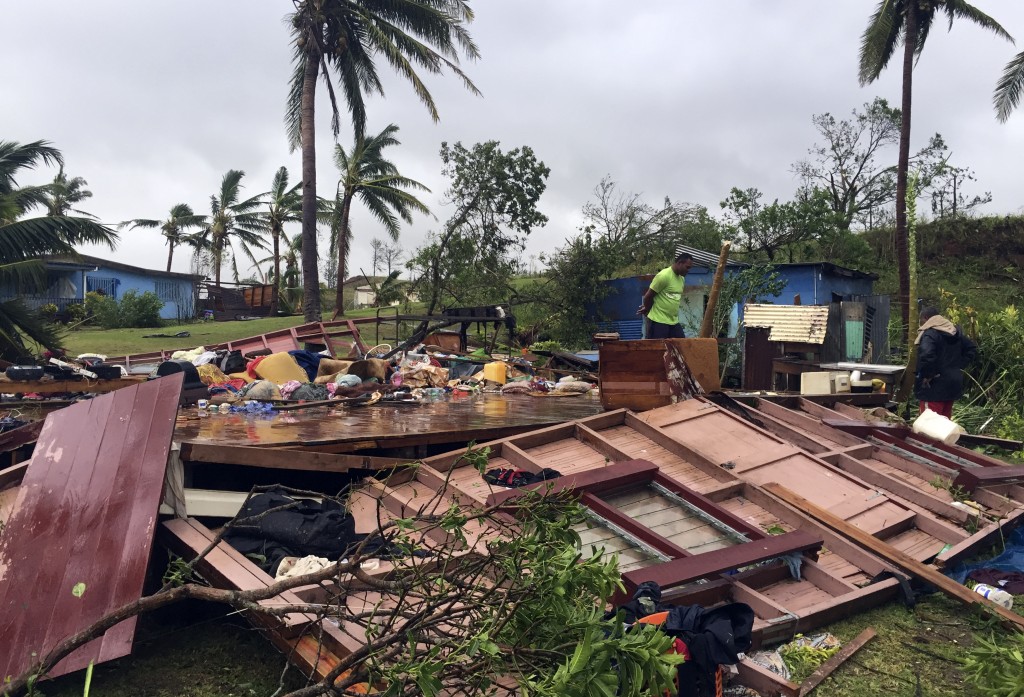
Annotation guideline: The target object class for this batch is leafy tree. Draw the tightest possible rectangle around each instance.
[0,140,118,359]
[328,124,431,318]
[286,0,479,323]
[793,98,947,230]
[539,231,623,348]
[858,0,1012,332]
[43,166,93,217]
[409,141,550,316]
[120,203,208,272]
[199,169,267,287]
[581,177,720,274]
[262,166,302,314]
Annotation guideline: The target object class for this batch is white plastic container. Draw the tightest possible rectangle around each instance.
[912,408,964,445]
[974,584,1014,609]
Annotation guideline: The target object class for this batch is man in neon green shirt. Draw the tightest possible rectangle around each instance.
[637,251,693,339]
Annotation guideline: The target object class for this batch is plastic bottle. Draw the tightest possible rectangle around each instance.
[974,584,1014,609]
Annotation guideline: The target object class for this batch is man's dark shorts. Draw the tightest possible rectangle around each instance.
[645,318,686,339]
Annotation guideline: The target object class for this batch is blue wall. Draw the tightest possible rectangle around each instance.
[770,265,874,305]
[87,265,195,320]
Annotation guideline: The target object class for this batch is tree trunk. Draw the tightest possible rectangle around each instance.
[895,9,917,342]
[214,244,222,287]
[300,55,321,322]
[332,195,353,319]
[271,228,281,315]
[166,242,174,273]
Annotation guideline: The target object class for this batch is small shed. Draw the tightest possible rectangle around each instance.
[742,297,891,390]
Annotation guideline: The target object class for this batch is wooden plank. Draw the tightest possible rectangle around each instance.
[485,459,659,507]
[0,377,146,394]
[160,517,316,633]
[798,627,876,696]
[180,442,407,473]
[737,658,800,697]
[0,461,28,490]
[762,483,1024,632]
[934,506,1024,567]
[621,529,822,593]
[0,373,183,680]
[831,453,970,524]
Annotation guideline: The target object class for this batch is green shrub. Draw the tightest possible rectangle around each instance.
[39,303,58,319]
[85,291,119,328]
[64,302,87,324]
[84,290,164,329]
[118,290,164,328]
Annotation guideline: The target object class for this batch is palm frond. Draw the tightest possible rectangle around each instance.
[944,0,1014,42]
[995,50,1024,121]
[0,260,49,293]
[859,0,902,85]
[0,299,63,361]
[0,140,63,194]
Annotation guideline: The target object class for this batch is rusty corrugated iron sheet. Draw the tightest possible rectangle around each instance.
[743,303,830,344]
[0,373,183,680]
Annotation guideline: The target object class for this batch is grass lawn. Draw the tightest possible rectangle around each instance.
[62,310,389,357]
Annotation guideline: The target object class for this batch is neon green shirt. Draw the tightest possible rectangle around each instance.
[648,266,685,325]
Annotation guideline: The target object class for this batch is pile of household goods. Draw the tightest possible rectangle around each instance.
[156,344,598,406]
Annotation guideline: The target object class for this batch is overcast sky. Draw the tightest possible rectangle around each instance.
[6,2,1024,281]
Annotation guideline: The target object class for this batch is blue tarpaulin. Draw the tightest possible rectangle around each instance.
[945,525,1024,585]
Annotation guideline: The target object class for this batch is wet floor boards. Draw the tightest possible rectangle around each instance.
[174,393,605,452]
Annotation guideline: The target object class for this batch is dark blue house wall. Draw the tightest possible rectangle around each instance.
[772,266,874,306]
[87,265,195,320]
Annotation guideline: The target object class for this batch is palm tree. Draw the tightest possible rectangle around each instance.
[120,203,208,272]
[262,167,302,314]
[257,229,304,314]
[44,167,94,217]
[286,0,480,322]
[329,124,431,318]
[994,50,1024,121]
[0,140,118,358]
[858,0,1012,334]
[200,170,267,287]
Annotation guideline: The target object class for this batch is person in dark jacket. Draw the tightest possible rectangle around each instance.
[914,307,977,419]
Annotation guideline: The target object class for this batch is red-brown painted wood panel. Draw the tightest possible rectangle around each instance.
[0,373,182,681]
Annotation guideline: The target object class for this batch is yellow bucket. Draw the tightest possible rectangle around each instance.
[483,361,507,385]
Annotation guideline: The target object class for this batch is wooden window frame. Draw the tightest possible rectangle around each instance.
[486,459,822,595]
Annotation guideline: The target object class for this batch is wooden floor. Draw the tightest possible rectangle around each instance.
[174,393,605,452]
[0,373,183,681]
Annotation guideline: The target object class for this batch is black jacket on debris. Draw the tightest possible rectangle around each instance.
[914,323,977,402]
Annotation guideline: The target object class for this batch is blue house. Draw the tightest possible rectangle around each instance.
[589,252,879,340]
[4,254,202,321]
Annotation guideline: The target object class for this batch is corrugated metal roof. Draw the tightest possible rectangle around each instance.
[675,244,749,270]
[743,303,830,344]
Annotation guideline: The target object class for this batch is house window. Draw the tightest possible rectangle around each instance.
[87,277,118,299]
[154,280,181,303]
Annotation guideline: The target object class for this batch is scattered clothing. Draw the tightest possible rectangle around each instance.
[279,380,303,400]
[275,554,334,581]
[289,350,324,382]
[967,569,1024,595]
[223,486,367,576]
[237,379,282,401]
[292,383,329,402]
[196,363,231,386]
[483,468,563,488]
